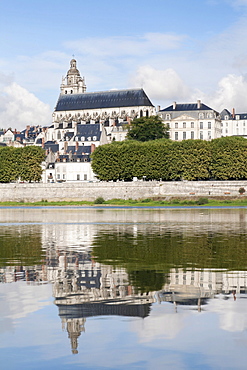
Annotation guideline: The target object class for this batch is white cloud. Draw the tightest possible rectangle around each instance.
[0,79,52,130]
[192,74,247,112]
[131,65,190,104]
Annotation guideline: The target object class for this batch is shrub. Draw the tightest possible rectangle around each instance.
[94,197,105,204]
[196,197,209,205]
[239,187,245,195]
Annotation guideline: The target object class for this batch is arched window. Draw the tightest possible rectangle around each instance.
[146,110,149,117]
[140,110,143,117]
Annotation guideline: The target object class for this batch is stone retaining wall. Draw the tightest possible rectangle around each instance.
[0,180,246,202]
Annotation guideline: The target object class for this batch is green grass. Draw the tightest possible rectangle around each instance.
[1,197,247,207]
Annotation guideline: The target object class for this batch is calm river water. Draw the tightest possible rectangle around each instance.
[0,206,247,369]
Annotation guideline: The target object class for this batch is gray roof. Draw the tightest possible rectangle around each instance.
[76,123,101,141]
[55,89,154,112]
[161,103,214,112]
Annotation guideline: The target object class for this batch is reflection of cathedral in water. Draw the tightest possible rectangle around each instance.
[1,221,247,354]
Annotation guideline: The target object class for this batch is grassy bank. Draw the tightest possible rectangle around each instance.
[1,196,247,207]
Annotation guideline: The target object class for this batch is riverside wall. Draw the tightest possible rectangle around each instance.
[0,180,247,202]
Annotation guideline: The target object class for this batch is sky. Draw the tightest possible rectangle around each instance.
[1,0,247,129]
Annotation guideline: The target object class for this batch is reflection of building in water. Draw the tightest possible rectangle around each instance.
[158,268,247,311]
[48,248,155,353]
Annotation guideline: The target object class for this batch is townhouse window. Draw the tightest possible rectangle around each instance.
[166,114,170,119]
[226,122,228,127]
[237,128,239,135]
[183,132,186,140]
[200,122,203,129]
[84,174,87,181]
[200,131,203,140]
[57,174,60,180]
[226,129,228,134]
[191,122,194,128]
[208,131,211,140]
[77,174,80,181]
[208,122,211,129]
[63,174,66,180]
[175,122,178,128]
[244,128,245,134]
[191,131,194,139]
[175,132,178,141]
[183,122,186,128]
[199,113,204,119]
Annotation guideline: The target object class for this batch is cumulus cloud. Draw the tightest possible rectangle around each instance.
[0,78,52,130]
[131,65,190,104]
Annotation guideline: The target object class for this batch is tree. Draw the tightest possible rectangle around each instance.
[126,115,169,142]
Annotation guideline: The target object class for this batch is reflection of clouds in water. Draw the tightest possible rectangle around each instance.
[211,296,247,332]
[130,303,188,342]
[0,283,52,332]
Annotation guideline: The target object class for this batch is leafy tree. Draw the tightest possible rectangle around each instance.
[126,115,169,142]
[0,146,45,183]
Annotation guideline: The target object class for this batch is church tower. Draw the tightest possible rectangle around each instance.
[60,59,86,95]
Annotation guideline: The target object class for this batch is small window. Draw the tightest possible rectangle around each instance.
[84,174,87,181]
[191,122,194,128]
[57,174,60,180]
[183,122,186,128]
[191,131,194,139]
[81,136,85,141]
[208,131,211,140]
[166,114,170,120]
[200,122,203,129]
[225,115,229,120]
[175,132,178,141]
[199,113,204,119]
[200,131,203,140]
[208,122,211,129]
[175,122,178,128]
[93,136,97,141]
[65,90,67,94]
[87,136,91,141]
[63,174,66,180]
[77,174,80,181]
[71,90,73,94]
[183,132,186,140]
[236,115,240,120]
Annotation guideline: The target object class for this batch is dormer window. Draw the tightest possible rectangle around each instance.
[236,115,240,120]
[166,114,171,120]
[93,136,97,141]
[225,115,229,120]
[87,136,91,141]
[199,113,204,119]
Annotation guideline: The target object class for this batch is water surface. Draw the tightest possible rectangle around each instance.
[0,207,247,369]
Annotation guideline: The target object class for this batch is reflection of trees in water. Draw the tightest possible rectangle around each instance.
[0,225,43,267]
[92,226,247,291]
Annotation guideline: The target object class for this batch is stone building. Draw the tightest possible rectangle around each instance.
[159,100,222,141]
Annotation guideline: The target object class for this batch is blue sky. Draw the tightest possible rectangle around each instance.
[1,0,247,129]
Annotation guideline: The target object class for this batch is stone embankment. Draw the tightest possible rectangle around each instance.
[0,180,246,202]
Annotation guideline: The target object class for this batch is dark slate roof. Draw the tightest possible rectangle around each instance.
[237,113,247,120]
[0,142,6,147]
[44,143,59,152]
[67,145,91,154]
[64,132,74,140]
[55,89,154,111]
[220,109,247,120]
[76,123,101,141]
[36,138,42,145]
[160,103,213,112]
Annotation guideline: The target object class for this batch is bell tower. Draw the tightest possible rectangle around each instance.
[60,59,86,95]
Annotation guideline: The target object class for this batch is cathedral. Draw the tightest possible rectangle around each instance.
[50,59,156,142]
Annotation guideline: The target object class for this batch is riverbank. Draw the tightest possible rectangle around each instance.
[1,196,247,207]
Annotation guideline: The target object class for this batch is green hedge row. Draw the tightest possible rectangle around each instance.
[0,146,45,183]
[91,137,247,181]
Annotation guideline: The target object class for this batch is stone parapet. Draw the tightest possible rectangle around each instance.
[0,180,246,202]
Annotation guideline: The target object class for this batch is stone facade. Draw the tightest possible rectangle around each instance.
[1,181,247,202]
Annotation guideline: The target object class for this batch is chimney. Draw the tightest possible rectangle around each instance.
[232,108,235,119]
[197,100,201,109]
[127,116,131,125]
[173,101,176,110]
[91,143,96,153]
[42,137,45,148]
[64,141,68,154]
[75,141,79,152]
[157,105,160,112]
